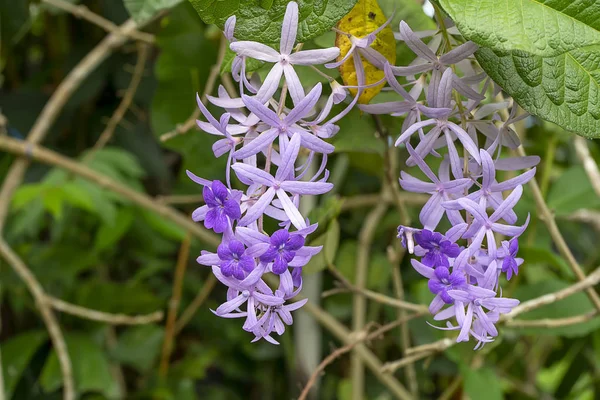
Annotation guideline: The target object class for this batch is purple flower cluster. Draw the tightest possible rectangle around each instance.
[187,2,362,344]
[365,23,540,349]
[188,2,538,348]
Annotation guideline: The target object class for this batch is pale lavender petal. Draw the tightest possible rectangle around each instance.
[234,128,279,160]
[489,185,523,222]
[215,293,247,315]
[290,48,341,65]
[491,168,536,192]
[420,193,445,230]
[196,252,220,266]
[494,156,540,170]
[230,41,280,62]
[280,2,298,55]
[411,259,435,278]
[231,163,275,186]
[192,205,208,222]
[285,83,322,125]
[255,62,284,103]
[276,189,306,229]
[242,95,281,128]
[439,41,478,64]
[399,21,437,62]
[186,170,211,187]
[276,132,302,181]
[283,64,305,105]
[394,119,437,147]
[238,187,276,226]
[389,63,432,76]
[280,181,333,195]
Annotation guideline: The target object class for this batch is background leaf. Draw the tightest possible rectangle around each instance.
[189,0,358,45]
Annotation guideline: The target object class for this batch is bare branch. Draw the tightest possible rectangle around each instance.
[351,201,388,400]
[298,313,425,400]
[159,36,228,142]
[0,19,143,234]
[160,236,191,377]
[0,240,74,400]
[174,274,218,335]
[505,310,599,328]
[517,146,600,312]
[48,297,163,325]
[42,0,155,44]
[92,42,150,152]
[0,135,220,247]
[574,136,600,198]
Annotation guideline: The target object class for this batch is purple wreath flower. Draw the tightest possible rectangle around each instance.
[260,229,306,274]
[428,266,467,304]
[414,229,461,267]
[217,240,255,279]
[229,2,339,104]
[501,238,521,280]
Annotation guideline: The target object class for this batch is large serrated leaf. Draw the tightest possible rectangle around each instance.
[438,0,600,57]
[475,47,600,138]
[438,0,600,137]
[189,0,357,45]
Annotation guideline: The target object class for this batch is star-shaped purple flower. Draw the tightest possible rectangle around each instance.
[259,229,305,274]
[217,240,255,280]
[414,229,461,267]
[501,238,521,280]
[427,266,467,304]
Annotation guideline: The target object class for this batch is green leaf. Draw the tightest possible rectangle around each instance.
[438,0,600,137]
[94,207,135,252]
[125,0,184,23]
[1,331,48,399]
[547,166,600,215]
[139,208,187,241]
[189,0,357,45]
[332,108,384,154]
[462,366,504,400]
[40,333,120,398]
[475,47,600,138]
[438,0,600,57]
[511,279,600,337]
[110,325,165,372]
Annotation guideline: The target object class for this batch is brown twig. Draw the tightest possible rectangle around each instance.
[517,146,600,312]
[505,310,599,328]
[174,274,218,335]
[327,266,428,313]
[0,240,74,400]
[92,42,149,152]
[382,338,454,374]
[351,201,388,400]
[0,19,141,234]
[504,265,600,320]
[41,0,155,44]
[574,136,600,198]
[159,36,228,142]
[159,235,191,378]
[0,136,220,247]
[301,300,413,400]
[48,297,163,325]
[565,209,600,232]
[340,192,428,212]
[156,194,204,205]
[298,313,425,400]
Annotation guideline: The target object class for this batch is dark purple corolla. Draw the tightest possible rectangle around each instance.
[260,229,305,274]
[414,229,461,267]
[217,240,255,279]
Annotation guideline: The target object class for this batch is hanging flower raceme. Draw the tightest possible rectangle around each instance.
[186,1,539,349]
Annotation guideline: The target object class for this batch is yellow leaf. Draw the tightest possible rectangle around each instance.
[335,0,396,104]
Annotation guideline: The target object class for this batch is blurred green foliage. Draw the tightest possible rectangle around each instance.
[1,1,600,400]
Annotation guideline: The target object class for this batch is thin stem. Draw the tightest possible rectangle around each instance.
[351,201,388,400]
[92,42,149,152]
[518,145,600,312]
[49,297,163,325]
[0,240,74,400]
[0,19,142,234]
[174,274,218,335]
[298,314,425,400]
[0,136,221,247]
[159,235,191,378]
[160,36,228,142]
[41,0,155,44]
[574,136,600,198]
[301,300,413,400]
